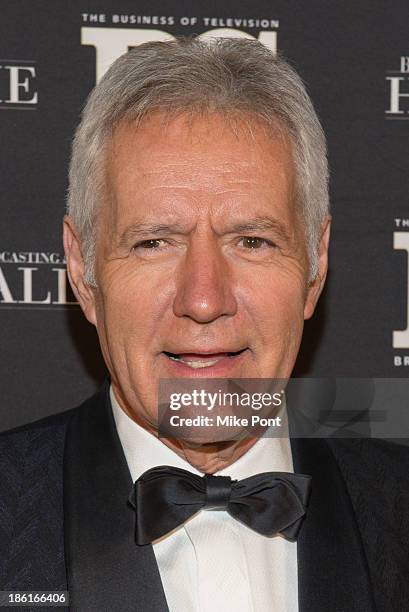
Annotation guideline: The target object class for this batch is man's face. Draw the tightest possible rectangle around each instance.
[65,112,329,431]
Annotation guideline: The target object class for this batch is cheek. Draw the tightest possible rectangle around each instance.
[238,270,307,344]
[95,267,173,351]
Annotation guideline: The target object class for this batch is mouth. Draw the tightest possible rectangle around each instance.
[162,348,248,371]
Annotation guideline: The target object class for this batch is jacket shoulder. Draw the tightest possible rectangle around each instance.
[328,437,409,611]
[0,380,109,445]
[328,436,409,484]
[0,405,84,488]
[0,411,73,587]
[0,385,107,495]
[0,386,107,588]
[328,437,409,516]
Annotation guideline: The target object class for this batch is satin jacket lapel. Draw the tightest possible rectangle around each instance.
[290,434,376,612]
[63,382,169,612]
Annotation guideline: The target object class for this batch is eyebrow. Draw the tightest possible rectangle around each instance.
[118,216,291,247]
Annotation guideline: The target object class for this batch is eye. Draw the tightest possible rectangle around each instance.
[238,236,275,249]
[132,239,166,250]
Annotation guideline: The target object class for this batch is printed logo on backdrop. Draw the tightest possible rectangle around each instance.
[0,59,38,110]
[384,61,409,365]
[386,56,409,118]
[0,251,77,308]
[393,219,409,366]
[80,12,279,81]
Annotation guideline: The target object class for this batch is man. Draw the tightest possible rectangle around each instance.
[1,37,408,612]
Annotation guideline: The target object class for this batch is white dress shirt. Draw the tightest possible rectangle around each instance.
[110,387,299,612]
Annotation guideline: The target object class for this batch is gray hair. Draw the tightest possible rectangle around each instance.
[67,36,329,286]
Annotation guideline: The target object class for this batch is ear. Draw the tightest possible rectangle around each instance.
[63,215,97,325]
[303,215,331,320]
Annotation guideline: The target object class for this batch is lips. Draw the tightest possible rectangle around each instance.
[163,349,246,369]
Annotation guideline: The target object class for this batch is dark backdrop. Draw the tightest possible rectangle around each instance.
[1,0,408,431]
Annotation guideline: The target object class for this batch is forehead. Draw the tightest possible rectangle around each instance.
[104,111,296,227]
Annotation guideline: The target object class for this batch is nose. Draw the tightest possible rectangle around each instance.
[173,238,237,323]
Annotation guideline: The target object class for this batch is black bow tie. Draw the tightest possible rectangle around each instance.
[129,465,311,545]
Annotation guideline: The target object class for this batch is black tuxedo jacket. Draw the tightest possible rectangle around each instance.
[1,381,409,611]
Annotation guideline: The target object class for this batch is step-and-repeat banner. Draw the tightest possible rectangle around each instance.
[1,1,408,430]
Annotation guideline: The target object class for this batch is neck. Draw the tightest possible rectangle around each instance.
[159,434,260,473]
[111,382,262,473]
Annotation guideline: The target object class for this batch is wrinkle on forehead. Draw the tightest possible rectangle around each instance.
[107,113,293,194]
[100,110,297,247]
[137,159,256,183]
